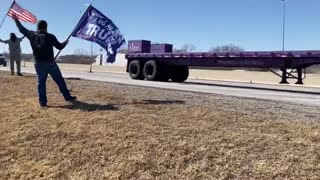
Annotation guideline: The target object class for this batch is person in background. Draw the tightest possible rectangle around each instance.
[0,33,25,76]
[11,13,76,107]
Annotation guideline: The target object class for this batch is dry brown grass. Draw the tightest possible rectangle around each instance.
[0,71,320,179]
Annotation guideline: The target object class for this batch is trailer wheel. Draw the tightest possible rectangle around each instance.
[158,64,170,82]
[170,66,189,82]
[128,60,144,80]
[144,60,163,81]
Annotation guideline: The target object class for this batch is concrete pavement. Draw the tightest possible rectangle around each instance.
[1,65,320,106]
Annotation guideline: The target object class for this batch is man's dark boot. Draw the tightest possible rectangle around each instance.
[40,103,48,108]
[65,96,77,101]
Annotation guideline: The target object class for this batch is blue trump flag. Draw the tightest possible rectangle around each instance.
[71,5,125,63]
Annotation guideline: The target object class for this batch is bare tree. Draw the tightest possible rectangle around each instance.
[118,48,128,54]
[209,44,244,52]
[117,42,128,54]
[174,43,196,53]
[74,48,89,56]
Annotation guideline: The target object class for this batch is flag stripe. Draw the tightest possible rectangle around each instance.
[8,11,37,23]
[8,12,36,23]
[22,12,36,20]
[10,9,36,22]
[8,13,30,23]
[22,12,36,21]
[8,10,36,23]
[8,10,35,23]
[7,2,37,24]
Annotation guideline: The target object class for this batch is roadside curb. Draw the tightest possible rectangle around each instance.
[185,80,320,95]
[1,68,320,95]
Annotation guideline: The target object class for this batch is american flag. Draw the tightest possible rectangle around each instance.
[7,2,37,24]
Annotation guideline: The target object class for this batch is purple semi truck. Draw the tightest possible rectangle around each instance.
[125,40,320,84]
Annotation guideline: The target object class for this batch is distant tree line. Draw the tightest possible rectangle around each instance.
[174,43,269,72]
[173,44,197,53]
[57,55,95,64]
[3,49,96,64]
[3,53,33,61]
[173,43,244,53]
[209,44,244,52]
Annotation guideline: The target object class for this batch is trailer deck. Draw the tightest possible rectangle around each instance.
[125,40,320,84]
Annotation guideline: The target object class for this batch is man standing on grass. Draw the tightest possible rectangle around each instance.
[11,13,76,107]
[0,33,25,76]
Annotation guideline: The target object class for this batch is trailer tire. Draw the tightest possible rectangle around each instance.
[159,73,170,82]
[143,60,161,81]
[128,60,144,80]
[170,66,189,82]
[158,64,170,82]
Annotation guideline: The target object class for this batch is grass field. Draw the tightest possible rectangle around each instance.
[0,71,320,179]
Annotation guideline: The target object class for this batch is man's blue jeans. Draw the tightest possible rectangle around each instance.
[34,62,71,105]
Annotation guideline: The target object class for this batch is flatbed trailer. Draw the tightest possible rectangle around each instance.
[125,40,320,84]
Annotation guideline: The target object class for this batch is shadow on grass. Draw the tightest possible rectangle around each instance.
[51,99,184,111]
[134,99,185,105]
[51,100,118,112]
[18,74,81,81]
[19,74,37,78]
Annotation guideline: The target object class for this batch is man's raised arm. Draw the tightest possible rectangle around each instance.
[0,39,9,44]
[18,36,26,42]
[52,35,69,50]
[11,13,31,38]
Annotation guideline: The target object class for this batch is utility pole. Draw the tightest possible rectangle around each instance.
[282,0,286,51]
[89,42,93,73]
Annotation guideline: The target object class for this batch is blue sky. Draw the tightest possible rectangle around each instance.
[0,0,320,55]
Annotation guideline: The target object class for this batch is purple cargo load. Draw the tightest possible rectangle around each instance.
[151,43,173,53]
[128,40,151,53]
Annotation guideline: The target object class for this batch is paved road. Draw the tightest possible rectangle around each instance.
[1,66,320,106]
